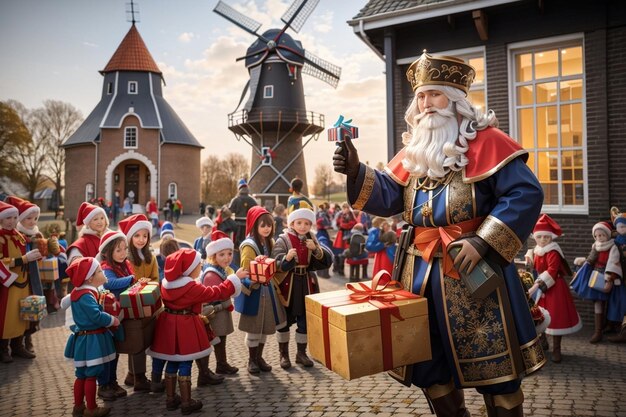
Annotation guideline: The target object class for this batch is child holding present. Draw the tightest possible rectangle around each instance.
[147,248,244,414]
[234,206,287,374]
[273,208,333,369]
[64,257,118,417]
[117,214,159,392]
[526,214,582,362]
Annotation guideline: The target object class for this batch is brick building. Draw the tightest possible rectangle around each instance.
[63,24,202,220]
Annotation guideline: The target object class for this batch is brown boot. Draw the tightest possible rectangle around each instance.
[151,372,165,393]
[484,389,525,417]
[279,342,291,369]
[0,339,12,363]
[110,381,127,398]
[178,375,203,415]
[123,372,134,386]
[24,332,35,353]
[247,346,260,374]
[551,335,562,363]
[295,343,314,367]
[214,336,238,374]
[96,384,117,401]
[83,406,111,417]
[133,372,152,392]
[257,343,272,372]
[425,381,470,417]
[10,336,35,359]
[164,373,181,411]
[590,313,604,343]
[71,404,86,416]
[195,356,224,386]
[608,317,626,343]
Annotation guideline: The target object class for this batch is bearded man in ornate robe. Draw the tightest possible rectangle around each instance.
[333,52,545,417]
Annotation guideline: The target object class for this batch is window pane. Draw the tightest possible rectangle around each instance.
[468,90,485,112]
[561,103,583,147]
[534,50,558,79]
[517,85,533,106]
[518,108,534,149]
[536,82,557,103]
[537,106,558,148]
[516,53,532,82]
[561,150,584,205]
[560,79,583,101]
[561,46,583,76]
[537,151,558,204]
[526,152,535,172]
[469,57,484,84]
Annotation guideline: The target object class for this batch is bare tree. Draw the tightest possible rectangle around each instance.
[38,100,82,211]
[222,153,250,197]
[200,153,250,207]
[0,101,31,182]
[200,155,221,203]
[312,163,335,201]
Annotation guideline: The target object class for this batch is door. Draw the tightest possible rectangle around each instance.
[124,164,139,205]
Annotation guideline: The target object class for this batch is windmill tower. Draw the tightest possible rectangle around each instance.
[214,0,341,206]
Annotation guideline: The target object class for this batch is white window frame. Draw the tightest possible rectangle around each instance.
[85,183,95,202]
[128,81,138,94]
[263,85,274,98]
[261,146,272,166]
[508,33,587,215]
[124,126,138,149]
[168,183,178,199]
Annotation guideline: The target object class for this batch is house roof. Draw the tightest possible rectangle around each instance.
[352,0,445,20]
[101,24,161,75]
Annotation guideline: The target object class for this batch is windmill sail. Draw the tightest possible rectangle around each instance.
[244,65,262,112]
[280,0,320,33]
[302,50,341,88]
[214,1,263,37]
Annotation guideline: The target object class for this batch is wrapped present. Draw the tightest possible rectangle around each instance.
[20,295,48,322]
[327,115,359,143]
[115,316,156,354]
[0,262,18,287]
[249,256,277,284]
[37,258,59,282]
[120,283,161,318]
[305,272,430,380]
[98,291,121,318]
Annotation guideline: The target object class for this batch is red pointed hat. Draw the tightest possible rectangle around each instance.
[118,213,152,240]
[0,201,18,220]
[76,202,107,227]
[66,257,100,288]
[592,221,613,238]
[5,196,40,222]
[165,248,201,281]
[99,230,126,253]
[245,206,270,237]
[533,214,562,238]
[206,229,234,257]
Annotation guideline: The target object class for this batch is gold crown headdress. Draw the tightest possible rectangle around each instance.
[406,50,476,94]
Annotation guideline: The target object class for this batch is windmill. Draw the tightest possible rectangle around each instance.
[214,0,341,206]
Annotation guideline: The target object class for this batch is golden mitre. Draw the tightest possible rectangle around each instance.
[406,50,476,94]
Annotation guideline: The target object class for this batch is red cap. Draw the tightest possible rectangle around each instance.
[532,214,562,238]
[0,201,18,220]
[206,229,234,257]
[118,214,152,240]
[66,257,99,288]
[245,206,270,237]
[76,202,107,227]
[165,248,201,281]
[99,230,126,253]
[5,196,39,222]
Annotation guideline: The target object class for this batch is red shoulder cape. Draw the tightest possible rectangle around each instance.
[384,127,528,185]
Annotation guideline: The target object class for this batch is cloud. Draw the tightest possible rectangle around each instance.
[312,11,333,33]
[82,41,98,48]
[178,32,195,43]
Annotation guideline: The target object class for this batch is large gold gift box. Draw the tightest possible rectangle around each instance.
[305,284,431,380]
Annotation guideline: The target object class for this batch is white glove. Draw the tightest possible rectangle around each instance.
[24,249,42,262]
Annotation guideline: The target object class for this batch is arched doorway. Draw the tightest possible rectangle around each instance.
[105,150,157,212]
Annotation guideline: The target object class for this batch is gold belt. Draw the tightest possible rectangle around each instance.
[293,266,308,275]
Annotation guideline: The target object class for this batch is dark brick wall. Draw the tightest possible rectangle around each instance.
[607,25,626,209]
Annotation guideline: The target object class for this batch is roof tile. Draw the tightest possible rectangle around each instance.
[101,24,161,74]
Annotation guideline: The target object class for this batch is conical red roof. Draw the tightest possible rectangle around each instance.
[101,24,161,74]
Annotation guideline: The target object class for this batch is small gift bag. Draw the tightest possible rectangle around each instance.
[249,256,277,284]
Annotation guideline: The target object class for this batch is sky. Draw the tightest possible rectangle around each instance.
[0,0,388,189]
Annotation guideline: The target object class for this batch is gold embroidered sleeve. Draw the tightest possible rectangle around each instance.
[351,165,376,211]
[476,215,522,263]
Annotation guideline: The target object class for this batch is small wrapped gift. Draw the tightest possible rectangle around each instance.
[20,295,47,322]
[120,283,161,318]
[37,258,59,282]
[99,291,121,318]
[328,115,359,143]
[0,262,18,288]
[249,256,277,284]
[305,272,430,380]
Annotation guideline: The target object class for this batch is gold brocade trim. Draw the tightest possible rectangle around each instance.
[403,176,418,224]
[425,379,455,399]
[446,172,473,224]
[352,166,376,210]
[476,215,522,263]
[520,336,546,374]
[462,150,528,184]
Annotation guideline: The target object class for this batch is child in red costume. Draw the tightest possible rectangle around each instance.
[527,214,582,362]
[147,249,244,414]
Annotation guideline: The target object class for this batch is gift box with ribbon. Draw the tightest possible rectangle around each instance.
[305,272,430,380]
[37,258,59,282]
[99,291,121,318]
[20,295,48,322]
[249,256,277,284]
[327,115,359,143]
[120,283,162,319]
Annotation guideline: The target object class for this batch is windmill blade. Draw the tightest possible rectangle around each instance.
[301,50,341,88]
[213,1,267,41]
[280,0,320,33]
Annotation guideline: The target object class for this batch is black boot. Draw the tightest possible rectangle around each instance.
[361,264,368,280]
[214,336,238,374]
[257,343,272,372]
[483,390,525,417]
[247,346,260,374]
[279,342,291,369]
[0,339,12,363]
[10,336,35,359]
[425,383,470,417]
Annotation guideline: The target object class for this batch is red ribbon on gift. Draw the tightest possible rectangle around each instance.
[126,283,146,318]
[320,270,418,373]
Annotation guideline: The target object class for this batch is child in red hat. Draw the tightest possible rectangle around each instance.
[570,220,622,343]
[67,202,110,264]
[64,257,118,417]
[526,214,582,362]
[147,248,244,414]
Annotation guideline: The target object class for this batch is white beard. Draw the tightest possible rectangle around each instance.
[402,105,468,179]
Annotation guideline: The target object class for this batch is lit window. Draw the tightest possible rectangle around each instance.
[128,81,138,94]
[125,127,138,148]
[85,183,94,202]
[263,85,273,98]
[168,183,177,199]
[512,40,585,212]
